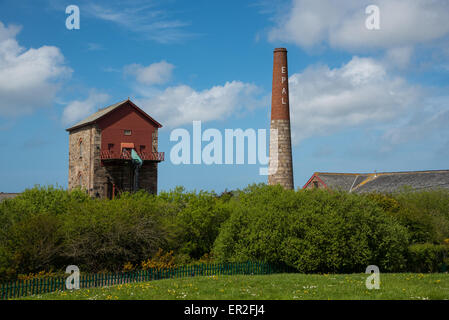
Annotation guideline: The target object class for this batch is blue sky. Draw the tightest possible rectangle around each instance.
[1,0,449,193]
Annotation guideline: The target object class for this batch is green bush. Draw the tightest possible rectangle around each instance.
[174,191,232,259]
[0,186,88,280]
[0,185,231,280]
[390,189,449,244]
[407,243,448,273]
[213,184,409,273]
[1,184,448,281]
[61,197,168,272]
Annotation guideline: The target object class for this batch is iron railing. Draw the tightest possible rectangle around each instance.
[0,262,292,300]
[100,150,164,161]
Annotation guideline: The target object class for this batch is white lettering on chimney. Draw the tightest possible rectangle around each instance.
[281,65,287,105]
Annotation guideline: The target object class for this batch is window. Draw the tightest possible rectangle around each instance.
[79,140,83,158]
[108,143,114,151]
[124,130,132,136]
[78,174,82,187]
[313,181,319,189]
[140,145,146,153]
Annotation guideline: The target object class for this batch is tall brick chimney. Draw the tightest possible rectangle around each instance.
[268,48,294,190]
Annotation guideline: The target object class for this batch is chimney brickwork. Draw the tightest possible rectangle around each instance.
[268,48,294,190]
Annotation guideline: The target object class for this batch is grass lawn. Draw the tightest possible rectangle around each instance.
[18,273,449,300]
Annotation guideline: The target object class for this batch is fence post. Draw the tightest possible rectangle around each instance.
[13,280,17,298]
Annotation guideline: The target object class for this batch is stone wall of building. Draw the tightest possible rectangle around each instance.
[91,161,158,197]
[94,162,132,197]
[69,124,159,198]
[152,129,158,152]
[68,125,94,192]
[139,163,158,194]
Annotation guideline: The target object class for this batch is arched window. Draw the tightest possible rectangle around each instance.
[78,173,83,187]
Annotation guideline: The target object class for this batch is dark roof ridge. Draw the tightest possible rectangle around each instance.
[315,172,368,175]
[373,169,449,174]
[315,169,449,175]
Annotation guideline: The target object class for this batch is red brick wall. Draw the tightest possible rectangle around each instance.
[270,48,290,121]
[97,102,157,155]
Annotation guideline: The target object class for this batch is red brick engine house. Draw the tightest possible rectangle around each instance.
[66,99,164,198]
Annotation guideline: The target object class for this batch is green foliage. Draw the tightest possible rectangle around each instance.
[174,191,232,259]
[213,184,409,273]
[0,186,89,280]
[0,185,230,280]
[1,184,449,280]
[365,193,400,213]
[61,197,168,272]
[407,243,449,273]
[388,189,449,244]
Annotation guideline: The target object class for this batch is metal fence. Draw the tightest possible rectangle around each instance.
[0,261,292,300]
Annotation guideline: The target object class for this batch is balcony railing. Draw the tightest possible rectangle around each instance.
[100,150,165,162]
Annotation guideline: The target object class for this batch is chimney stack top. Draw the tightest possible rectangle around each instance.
[274,48,287,52]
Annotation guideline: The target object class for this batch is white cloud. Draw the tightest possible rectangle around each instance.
[381,94,449,147]
[124,61,174,85]
[84,2,195,43]
[384,46,414,70]
[123,60,264,128]
[268,0,449,59]
[134,81,263,127]
[0,21,71,116]
[265,0,449,151]
[269,0,348,48]
[288,56,420,143]
[62,91,110,125]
